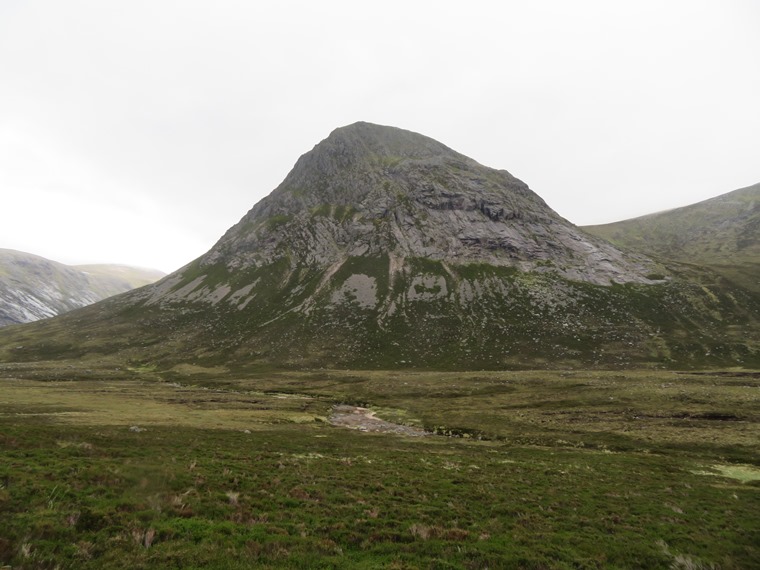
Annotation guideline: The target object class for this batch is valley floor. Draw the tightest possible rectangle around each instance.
[1,363,758,569]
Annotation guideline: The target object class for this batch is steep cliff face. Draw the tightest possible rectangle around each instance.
[2,123,758,369]
[203,122,658,286]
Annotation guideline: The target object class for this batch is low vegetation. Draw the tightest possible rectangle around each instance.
[582,182,760,268]
[3,256,760,372]
[1,363,758,568]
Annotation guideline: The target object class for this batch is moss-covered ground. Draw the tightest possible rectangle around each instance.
[1,364,758,568]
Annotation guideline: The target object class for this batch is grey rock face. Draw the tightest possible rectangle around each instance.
[0,249,164,326]
[205,122,660,286]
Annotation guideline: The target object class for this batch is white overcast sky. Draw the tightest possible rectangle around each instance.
[1,1,758,273]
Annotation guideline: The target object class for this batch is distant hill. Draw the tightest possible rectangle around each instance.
[582,182,760,291]
[73,264,166,289]
[583,183,760,264]
[0,249,165,326]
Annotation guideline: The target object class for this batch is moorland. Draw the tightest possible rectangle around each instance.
[1,361,758,569]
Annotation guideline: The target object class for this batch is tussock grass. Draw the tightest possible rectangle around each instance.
[0,377,328,430]
[1,364,758,568]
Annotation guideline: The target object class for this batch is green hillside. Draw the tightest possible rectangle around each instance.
[583,183,760,264]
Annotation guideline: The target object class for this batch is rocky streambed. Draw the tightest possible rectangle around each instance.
[328,405,428,437]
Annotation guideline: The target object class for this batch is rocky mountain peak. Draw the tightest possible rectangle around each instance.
[312,121,470,162]
[206,122,658,285]
[5,125,758,371]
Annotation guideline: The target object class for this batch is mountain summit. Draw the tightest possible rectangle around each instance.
[206,122,654,285]
[2,123,758,369]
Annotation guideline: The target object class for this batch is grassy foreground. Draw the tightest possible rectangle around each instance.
[1,363,758,569]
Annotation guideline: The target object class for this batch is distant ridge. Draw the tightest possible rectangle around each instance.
[582,182,760,292]
[583,182,760,266]
[0,249,165,326]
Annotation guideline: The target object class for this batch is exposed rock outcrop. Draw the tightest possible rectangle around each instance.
[0,249,164,326]
[202,122,659,286]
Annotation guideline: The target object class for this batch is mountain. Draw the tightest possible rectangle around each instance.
[204,121,658,286]
[582,182,760,291]
[583,182,760,264]
[1,123,759,369]
[0,249,165,326]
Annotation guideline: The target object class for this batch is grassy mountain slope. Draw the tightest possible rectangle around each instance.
[583,182,760,292]
[2,249,758,371]
[583,182,760,264]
